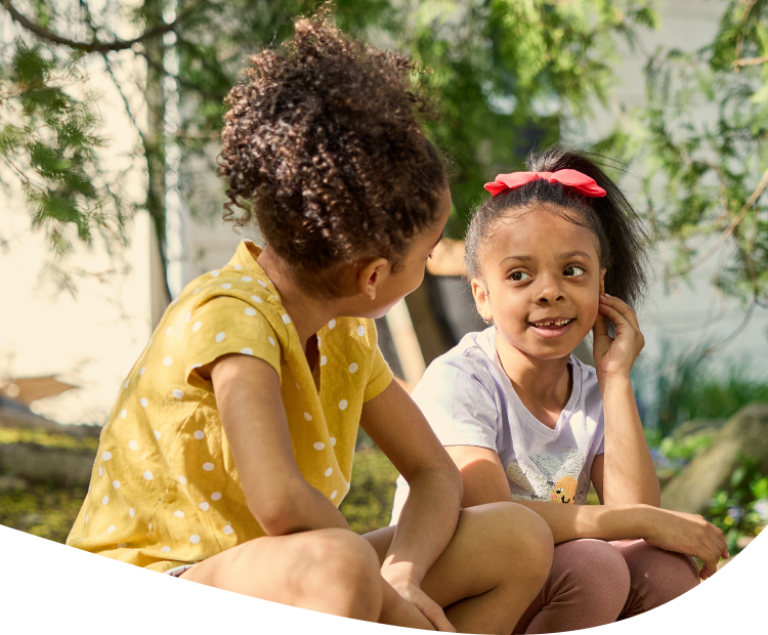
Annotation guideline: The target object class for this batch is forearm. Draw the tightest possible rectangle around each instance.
[601,376,660,506]
[512,499,652,544]
[383,465,462,584]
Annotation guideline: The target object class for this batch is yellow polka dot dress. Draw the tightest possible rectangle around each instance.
[66,241,393,572]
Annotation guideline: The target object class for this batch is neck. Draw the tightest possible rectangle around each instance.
[256,246,340,349]
[494,329,572,413]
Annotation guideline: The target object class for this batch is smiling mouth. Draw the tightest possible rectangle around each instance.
[528,318,574,328]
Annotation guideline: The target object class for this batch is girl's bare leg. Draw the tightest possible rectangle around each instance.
[181,528,383,621]
[366,502,555,635]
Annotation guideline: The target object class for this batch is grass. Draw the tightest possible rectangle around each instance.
[0,482,87,543]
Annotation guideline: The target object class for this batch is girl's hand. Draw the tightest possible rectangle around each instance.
[592,294,645,384]
[382,568,455,632]
[640,506,729,580]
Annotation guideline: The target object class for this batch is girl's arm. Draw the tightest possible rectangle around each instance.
[360,379,463,629]
[449,445,728,579]
[210,354,349,535]
[593,294,660,506]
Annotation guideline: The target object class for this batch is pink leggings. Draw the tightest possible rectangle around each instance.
[513,539,699,634]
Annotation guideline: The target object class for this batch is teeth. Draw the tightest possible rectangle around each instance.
[533,318,571,327]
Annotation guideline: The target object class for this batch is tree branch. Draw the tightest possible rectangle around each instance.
[733,55,768,69]
[679,164,768,275]
[2,0,191,52]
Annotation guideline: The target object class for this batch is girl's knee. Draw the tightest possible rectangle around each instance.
[555,540,631,608]
[620,541,699,608]
[475,502,555,583]
[302,529,383,620]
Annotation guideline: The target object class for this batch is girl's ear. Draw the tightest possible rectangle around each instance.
[358,257,389,300]
[471,278,492,324]
[599,268,606,296]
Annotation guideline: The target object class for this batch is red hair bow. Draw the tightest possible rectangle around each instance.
[484,169,606,198]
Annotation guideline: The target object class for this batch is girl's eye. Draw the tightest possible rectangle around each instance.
[564,265,585,277]
[509,271,531,282]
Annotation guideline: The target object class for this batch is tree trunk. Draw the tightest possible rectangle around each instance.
[141,0,172,318]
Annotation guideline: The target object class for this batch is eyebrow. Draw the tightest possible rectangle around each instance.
[500,250,592,266]
[431,231,444,249]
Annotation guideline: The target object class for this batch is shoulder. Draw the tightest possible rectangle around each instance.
[323,317,379,351]
[414,329,502,402]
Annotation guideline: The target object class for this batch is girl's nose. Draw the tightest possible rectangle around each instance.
[536,275,565,303]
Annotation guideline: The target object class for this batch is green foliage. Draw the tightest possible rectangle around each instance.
[0,40,125,288]
[633,342,768,437]
[703,454,767,555]
[658,432,714,463]
[385,0,658,236]
[600,0,768,306]
[339,447,399,534]
[0,427,99,453]
[0,482,86,544]
[1,0,658,281]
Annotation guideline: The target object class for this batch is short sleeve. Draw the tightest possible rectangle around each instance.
[411,356,501,451]
[183,296,282,387]
[363,345,394,402]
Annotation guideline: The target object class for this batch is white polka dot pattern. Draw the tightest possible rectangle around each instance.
[66,245,392,568]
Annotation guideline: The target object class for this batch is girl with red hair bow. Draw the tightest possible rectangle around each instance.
[391,146,728,632]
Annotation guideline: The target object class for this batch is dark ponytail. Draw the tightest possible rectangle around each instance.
[464,146,648,307]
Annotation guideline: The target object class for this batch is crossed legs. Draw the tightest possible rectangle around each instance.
[182,502,554,634]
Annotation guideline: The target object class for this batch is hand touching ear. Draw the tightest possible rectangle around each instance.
[592,294,644,385]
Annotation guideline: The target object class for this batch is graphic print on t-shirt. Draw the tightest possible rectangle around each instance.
[505,447,588,504]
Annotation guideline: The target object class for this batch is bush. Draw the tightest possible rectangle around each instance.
[340,447,399,534]
[703,454,767,556]
[633,344,768,438]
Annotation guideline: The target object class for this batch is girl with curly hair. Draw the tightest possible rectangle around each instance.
[67,10,554,633]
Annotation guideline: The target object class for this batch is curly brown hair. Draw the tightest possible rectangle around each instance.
[217,8,447,294]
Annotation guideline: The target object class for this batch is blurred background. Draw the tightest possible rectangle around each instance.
[1,0,766,557]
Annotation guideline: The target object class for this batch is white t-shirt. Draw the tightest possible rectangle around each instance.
[390,327,604,525]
